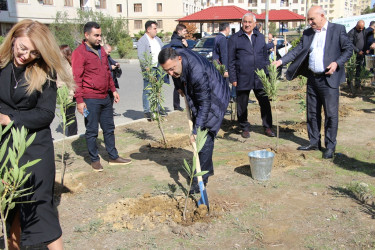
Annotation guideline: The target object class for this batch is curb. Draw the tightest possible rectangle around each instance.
[116,59,139,64]
[53,111,179,144]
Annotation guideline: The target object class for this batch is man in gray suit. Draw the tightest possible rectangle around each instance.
[137,20,164,120]
[273,5,352,159]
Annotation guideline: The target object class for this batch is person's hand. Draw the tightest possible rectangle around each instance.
[0,113,11,126]
[232,81,237,87]
[111,65,116,70]
[223,72,229,78]
[177,89,185,97]
[273,40,277,46]
[325,62,338,75]
[370,43,375,50]
[113,91,120,103]
[77,102,86,115]
[115,63,120,68]
[272,60,282,68]
[359,51,364,55]
[190,134,196,143]
[366,50,370,54]
[182,39,188,48]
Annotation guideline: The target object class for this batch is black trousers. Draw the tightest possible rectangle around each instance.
[196,131,215,184]
[66,101,77,136]
[355,54,365,86]
[237,89,273,131]
[173,88,181,109]
[306,74,339,150]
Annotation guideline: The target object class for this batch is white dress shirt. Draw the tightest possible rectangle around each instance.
[146,34,161,67]
[309,21,328,73]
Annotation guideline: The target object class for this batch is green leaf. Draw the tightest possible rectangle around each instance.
[2,121,13,135]
[25,132,36,148]
[194,170,209,177]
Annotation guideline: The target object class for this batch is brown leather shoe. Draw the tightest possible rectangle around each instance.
[241,131,250,138]
[108,157,132,166]
[265,128,275,137]
[91,161,103,172]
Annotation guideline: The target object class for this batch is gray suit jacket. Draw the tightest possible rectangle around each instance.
[281,22,353,88]
[137,33,164,71]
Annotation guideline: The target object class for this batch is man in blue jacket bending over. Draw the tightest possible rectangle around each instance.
[158,47,230,193]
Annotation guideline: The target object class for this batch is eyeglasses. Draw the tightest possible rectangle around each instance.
[14,40,40,58]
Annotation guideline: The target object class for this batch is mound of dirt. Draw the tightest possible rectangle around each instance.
[101,194,227,232]
[273,151,305,168]
[149,133,191,148]
[280,121,307,136]
[339,104,358,118]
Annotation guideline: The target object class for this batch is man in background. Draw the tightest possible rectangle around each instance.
[137,20,166,120]
[103,44,122,116]
[228,13,275,139]
[72,22,132,171]
[273,6,352,159]
[347,20,366,89]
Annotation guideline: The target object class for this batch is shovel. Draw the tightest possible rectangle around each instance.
[184,96,209,209]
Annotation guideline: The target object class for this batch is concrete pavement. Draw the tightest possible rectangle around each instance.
[51,60,185,141]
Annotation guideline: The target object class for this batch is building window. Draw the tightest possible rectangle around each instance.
[238,0,244,3]
[134,3,142,12]
[43,0,53,5]
[134,20,142,29]
[117,4,122,12]
[271,0,276,3]
[228,0,234,3]
[157,3,162,12]
[157,20,163,29]
[293,9,298,13]
[97,0,106,8]
[16,0,27,3]
[64,0,73,6]
[293,0,298,3]
[0,0,8,10]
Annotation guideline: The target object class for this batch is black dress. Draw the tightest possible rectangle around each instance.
[0,62,62,246]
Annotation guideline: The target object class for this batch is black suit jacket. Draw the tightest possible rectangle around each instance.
[0,63,57,162]
[213,32,229,70]
[228,29,269,90]
[281,22,353,88]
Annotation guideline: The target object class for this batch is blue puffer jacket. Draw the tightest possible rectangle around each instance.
[176,48,230,135]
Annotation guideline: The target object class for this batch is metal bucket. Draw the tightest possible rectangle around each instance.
[248,150,275,181]
[365,54,375,69]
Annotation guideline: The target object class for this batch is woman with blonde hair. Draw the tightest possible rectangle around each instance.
[0,19,73,249]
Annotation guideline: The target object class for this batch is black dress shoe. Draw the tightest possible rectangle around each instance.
[174,107,184,111]
[113,112,121,116]
[323,148,335,159]
[297,144,321,151]
[241,131,250,138]
[144,112,152,121]
[265,128,275,137]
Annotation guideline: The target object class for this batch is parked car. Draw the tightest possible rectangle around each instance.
[132,38,138,49]
[186,39,197,49]
[192,35,216,62]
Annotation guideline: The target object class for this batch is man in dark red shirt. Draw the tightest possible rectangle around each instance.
[72,22,131,171]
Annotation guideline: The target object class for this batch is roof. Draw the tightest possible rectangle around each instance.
[257,10,305,21]
[178,6,258,22]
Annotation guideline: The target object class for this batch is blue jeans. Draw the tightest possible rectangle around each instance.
[193,131,215,184]
[143,77,151,113]
[84,96,119,162]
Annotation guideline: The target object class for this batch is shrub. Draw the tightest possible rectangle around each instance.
[117,36,134,59]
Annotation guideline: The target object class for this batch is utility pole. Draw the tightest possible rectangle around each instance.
[305,0,309,25]
[265,0,269,43]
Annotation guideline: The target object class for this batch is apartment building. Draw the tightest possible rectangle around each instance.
[202,0,372,28]
[0,0,204,36]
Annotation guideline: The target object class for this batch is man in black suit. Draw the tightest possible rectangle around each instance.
[228,13,274,138]
[273,5,352,159]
